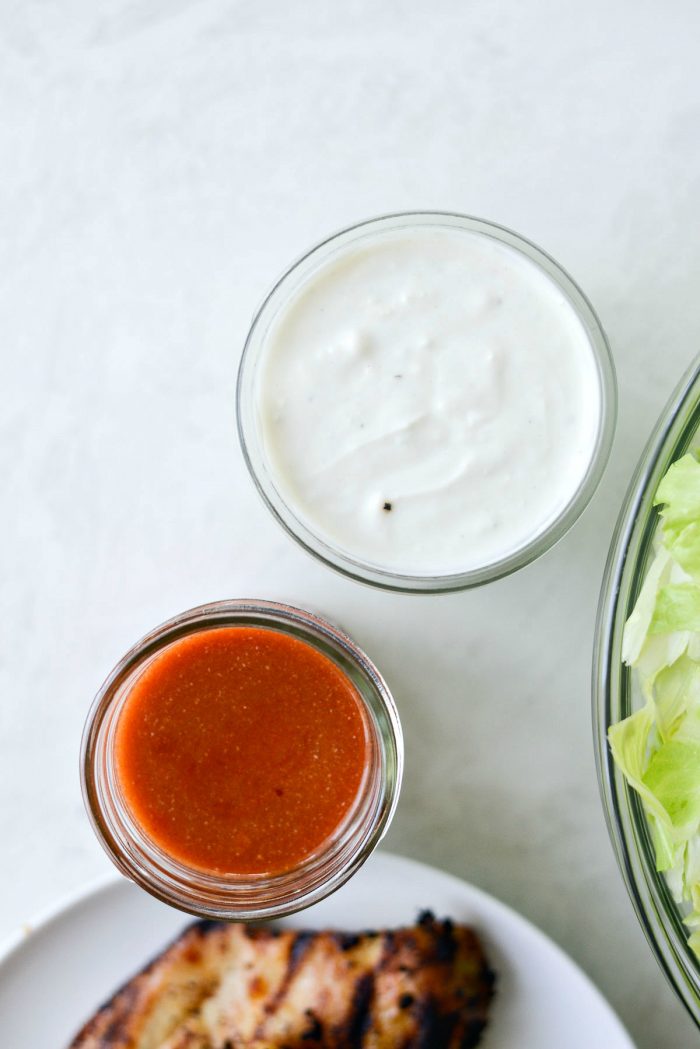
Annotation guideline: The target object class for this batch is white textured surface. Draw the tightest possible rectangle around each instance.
[2,1,700,1045]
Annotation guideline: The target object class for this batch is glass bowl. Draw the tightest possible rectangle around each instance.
[237,211,617,593]
[81,599,403,922]
[594,354,700,1024]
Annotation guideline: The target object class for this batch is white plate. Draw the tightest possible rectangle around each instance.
[0,851,634,1048]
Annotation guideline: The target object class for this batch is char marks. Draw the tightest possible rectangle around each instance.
[343,973,375,1047]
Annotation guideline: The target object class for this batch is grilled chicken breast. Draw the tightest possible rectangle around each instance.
[69,911,495,1049]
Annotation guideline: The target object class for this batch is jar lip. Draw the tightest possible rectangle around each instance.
[81,600,403,921]
[237,210,617,593]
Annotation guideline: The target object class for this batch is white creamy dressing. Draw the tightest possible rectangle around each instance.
[256,226,601,575]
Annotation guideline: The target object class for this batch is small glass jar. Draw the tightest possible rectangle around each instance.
[81,600,403,921]
[237,211,617,593]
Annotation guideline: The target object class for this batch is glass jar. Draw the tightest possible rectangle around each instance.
[237,211,617,593]
[81,599,403,921]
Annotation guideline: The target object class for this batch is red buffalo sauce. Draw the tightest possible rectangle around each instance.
[114,626,370,876]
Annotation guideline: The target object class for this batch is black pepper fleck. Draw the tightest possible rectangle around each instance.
[382,502,392,512]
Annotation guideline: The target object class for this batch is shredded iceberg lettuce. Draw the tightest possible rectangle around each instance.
[611,453,700,952]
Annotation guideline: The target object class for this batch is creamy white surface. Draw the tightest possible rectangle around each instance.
[258,228,601,574]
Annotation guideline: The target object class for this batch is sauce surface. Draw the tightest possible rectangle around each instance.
[257,225,601,574]
[114,626,370,876]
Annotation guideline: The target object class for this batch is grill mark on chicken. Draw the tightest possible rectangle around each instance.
[288,932,315,973]
[300,1011,323,1040]
[413,995,459,1048]
[252,931,316,1041]
[339,972,374,1047]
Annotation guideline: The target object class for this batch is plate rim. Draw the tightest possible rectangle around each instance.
[0,850,636,1048]
[0,870,119,969]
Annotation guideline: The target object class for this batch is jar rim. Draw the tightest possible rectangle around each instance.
[81,600,403,921]
[237,210,617,593]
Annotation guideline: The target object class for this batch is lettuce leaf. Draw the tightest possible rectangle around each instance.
[665,522,700,582]
[655,454,700,531]
[643,741,700,829]
[621,547,671,666]
[654,656,700,741]
[608,703,677,870]
[650,584,700,635]
[610,452,700,949]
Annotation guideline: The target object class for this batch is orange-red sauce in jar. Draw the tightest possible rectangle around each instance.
[114,626,370,877]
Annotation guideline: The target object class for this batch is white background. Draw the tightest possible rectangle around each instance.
[2,1,700,1046]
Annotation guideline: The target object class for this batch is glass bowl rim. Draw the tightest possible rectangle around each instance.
[593,354,700,1025]
[236,210,617,593]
